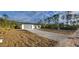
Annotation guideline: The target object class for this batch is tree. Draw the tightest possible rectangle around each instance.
[2,14,9,20]
[74,14,79,26]
[37,19,42,24]
[52,14,60,30]
[53,14,59,24]
[66,14,72,25]
[2,14,9,28]
[65,11,77,26]
[46,17,52,24]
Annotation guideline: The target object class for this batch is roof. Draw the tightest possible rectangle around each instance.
[22,23,41,25]
[21,22,42,25]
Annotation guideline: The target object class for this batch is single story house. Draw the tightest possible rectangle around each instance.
[21,24,41,30]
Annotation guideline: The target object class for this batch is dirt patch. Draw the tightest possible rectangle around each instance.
[0,29,57,47]
[56,38,79,47]
[40,29,75,35]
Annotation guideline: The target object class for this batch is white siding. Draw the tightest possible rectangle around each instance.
[21,24,41,30]
[32,25,35,29]
[21,24,32,30]
[22,24,24,29]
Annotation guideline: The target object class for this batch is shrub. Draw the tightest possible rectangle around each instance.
[41,23,78,30]
[60,25,78,30]
[0,18,20,29]
[41,24,58,29]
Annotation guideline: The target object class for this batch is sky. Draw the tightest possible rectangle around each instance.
[0,11,62,23]
[0,11,79,23]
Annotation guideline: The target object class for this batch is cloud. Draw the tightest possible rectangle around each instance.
[0,11,64,23]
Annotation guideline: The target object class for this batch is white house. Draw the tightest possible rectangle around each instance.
[21,24,41,30]
[59,11,79,25]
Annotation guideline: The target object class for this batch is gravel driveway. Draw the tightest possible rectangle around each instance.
[26,29,69,41]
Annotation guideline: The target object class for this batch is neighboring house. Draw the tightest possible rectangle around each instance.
[21,24,41,30]
[59,11,79,25]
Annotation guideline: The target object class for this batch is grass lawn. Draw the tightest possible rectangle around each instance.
[0,29,57,47]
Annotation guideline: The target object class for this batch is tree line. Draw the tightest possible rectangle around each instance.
[38,12,79,30]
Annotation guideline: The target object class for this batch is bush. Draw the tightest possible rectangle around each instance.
[41,24,78,30]
[41,24,58,29]
[15,25,20,29]
[0,18,20,29]
[60,25,78,30]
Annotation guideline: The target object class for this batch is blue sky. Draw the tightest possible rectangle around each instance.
[0,11,62,23]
